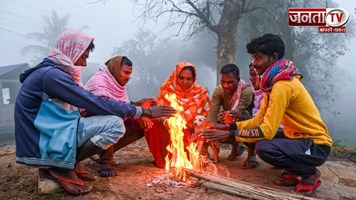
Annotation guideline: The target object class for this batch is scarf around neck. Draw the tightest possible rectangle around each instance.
[260,59,302,92]
[85,56,129,102]
[230,79,249,110]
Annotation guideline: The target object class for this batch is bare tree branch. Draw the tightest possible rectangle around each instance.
[170,0,198,17]
[185,0,218,33]
[242,6,264,14]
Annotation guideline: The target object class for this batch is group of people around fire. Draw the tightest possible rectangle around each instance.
[14,30,332,196]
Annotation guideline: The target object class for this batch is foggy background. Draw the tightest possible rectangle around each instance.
[0,0,355,146]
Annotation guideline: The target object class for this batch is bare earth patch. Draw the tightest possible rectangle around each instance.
[1,140,356,200]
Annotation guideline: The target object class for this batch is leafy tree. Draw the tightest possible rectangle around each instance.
[112,29,217,99]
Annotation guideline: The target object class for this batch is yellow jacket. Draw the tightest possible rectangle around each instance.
[234,76,332,147]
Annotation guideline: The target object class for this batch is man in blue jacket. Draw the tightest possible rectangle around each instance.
[14,29,176,195]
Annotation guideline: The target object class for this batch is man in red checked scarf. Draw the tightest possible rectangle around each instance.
[202,34,332,196]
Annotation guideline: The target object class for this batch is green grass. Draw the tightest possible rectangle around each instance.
[330,140,356,161]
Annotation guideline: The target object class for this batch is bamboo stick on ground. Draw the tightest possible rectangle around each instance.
[202,181,272,200]
[188,170,317,200]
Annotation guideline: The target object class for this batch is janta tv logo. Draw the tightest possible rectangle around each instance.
[288,8,349,33]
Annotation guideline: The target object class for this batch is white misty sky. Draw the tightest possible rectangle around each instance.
[0,0,166,65]
[329,1,356,124]
[0,0,355,98]
[0,0,355,68]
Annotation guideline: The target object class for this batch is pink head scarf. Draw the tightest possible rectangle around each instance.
[48,29,94,86]
[85,56,129,102]
[230,79,249,110]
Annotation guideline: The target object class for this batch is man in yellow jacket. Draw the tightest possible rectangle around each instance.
[202,34,332,195]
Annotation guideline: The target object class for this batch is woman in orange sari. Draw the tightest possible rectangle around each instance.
[145,61,211,168]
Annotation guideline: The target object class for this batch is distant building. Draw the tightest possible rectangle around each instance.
[0,63,30,130]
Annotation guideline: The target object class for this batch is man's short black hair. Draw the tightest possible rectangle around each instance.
[121,56,133,66]
[246,34,285,59]
[220,64,239,80]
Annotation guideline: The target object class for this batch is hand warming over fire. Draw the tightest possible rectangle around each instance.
[205,122,229,131]
[143,106,177,118]
[135,98,159,107]
[217,110,225,123]
[201,129,231,143]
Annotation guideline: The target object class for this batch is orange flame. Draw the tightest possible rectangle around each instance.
[164,94,203,181]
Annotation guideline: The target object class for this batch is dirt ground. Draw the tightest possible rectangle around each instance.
[1,139,356,200]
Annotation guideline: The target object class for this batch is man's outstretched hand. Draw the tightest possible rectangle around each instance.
[201,129,231,143]
[133,98,159,107]
[205,122,228,130]
[143,106,177,118]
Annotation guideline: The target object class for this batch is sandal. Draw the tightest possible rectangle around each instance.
[90,155,117,166]
[280,170,296,178]
[45,170,92,195]
[98,167,117,177]
[75,169,96,181]
[294,179,321,195]
[273,174,300,186]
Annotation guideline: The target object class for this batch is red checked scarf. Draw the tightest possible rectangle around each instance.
[260,59,302,92]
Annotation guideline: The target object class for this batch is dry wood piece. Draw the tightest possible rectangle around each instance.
[188,170,317,200]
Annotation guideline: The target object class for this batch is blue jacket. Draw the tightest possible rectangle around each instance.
[15,59,142,169]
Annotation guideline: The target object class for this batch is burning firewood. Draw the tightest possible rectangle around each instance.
[164,94,217,181]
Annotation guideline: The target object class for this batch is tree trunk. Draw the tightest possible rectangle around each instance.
[215,0,242,85]
[281,14,294,60]
[280,2,295,60]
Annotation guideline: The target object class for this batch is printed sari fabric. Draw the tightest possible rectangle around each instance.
[145,62,210,168]
[157,61,211,129]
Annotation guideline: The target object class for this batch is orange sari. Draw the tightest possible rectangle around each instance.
[145,62,210,168]
[157,61,211,129]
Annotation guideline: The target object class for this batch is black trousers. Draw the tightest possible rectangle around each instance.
[256,138,330,179]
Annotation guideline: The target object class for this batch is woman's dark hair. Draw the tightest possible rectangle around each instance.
[182,66,196,80]
[121,56,133,66]
[88,41,95,52]
[246,34,285,59]
[220,64,239,80]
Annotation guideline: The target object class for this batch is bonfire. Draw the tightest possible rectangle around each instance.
[164,94,207,181]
